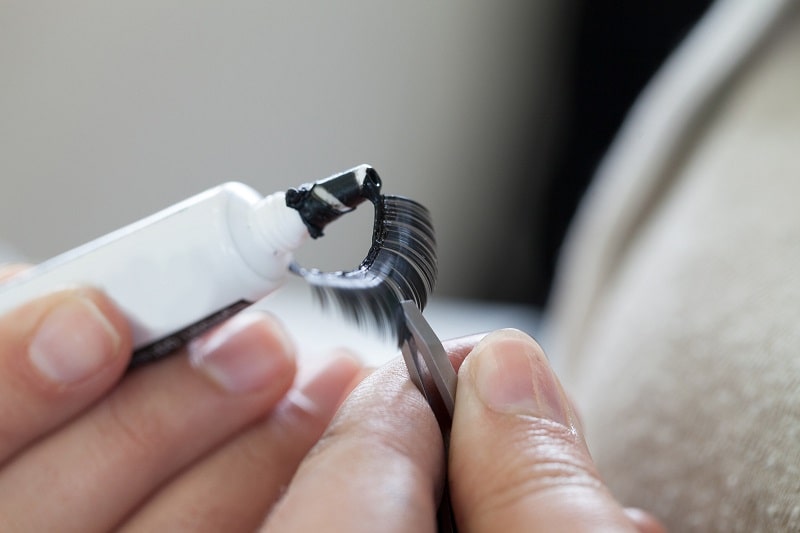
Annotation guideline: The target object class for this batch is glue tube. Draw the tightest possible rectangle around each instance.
[0,165,380,365]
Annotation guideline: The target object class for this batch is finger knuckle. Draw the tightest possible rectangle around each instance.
[95,387,168,460]
[474,420,605,515]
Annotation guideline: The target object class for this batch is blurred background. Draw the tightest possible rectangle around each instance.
[0,1,710,307]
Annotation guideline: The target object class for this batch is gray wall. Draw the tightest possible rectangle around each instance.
[0,1,571,300]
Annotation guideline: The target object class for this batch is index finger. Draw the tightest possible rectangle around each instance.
[262,336,481,533]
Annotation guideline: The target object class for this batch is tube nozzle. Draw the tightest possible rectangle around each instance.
[285,164,382,238]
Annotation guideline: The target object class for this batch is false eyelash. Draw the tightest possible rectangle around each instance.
[290,193,438,345]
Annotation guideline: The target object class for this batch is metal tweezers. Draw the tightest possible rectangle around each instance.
[400,300,458,533]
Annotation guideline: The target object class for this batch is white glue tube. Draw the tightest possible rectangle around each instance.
[0,165,379,366]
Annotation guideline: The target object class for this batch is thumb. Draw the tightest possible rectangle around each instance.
[450,329,662,533]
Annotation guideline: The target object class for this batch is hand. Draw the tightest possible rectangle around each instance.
[263,329,665,532]
[0,264,362,532]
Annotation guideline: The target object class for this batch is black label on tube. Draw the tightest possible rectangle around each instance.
[129,299,253,368]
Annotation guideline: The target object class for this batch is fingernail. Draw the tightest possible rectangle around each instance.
[288,353,361,418]
[189,313,295,394]
[29,296,121,384]
[470,330,571,425]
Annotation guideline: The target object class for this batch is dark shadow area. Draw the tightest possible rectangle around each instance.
[534,0,714,306]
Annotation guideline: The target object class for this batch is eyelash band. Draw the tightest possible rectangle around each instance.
[287,166,438,345]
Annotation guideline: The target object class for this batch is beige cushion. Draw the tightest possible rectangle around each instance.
[546,0,800,530]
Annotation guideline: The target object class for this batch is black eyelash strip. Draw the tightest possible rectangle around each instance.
[287,165,438,345]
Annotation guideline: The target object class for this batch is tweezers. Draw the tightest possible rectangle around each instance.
[400,300,458,533]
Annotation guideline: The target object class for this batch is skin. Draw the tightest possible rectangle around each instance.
[263,331,665,532]
[0,264,361,532]
[0,264,664,532]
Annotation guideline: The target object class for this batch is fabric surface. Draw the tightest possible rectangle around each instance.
[546,0,800,530]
